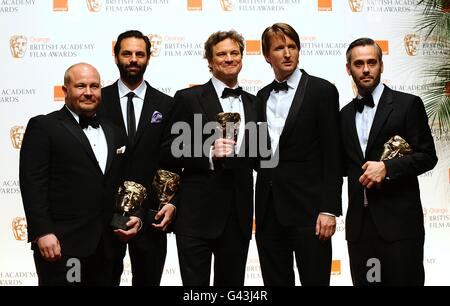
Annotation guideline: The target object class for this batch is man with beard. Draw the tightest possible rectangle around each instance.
[99,30,174,286]
[341,38,437,285]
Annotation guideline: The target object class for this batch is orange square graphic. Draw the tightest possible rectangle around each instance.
[331,260,341,275]
[246,40,261,55]
[375,40,389,55]
[187,0,202,11]
[53,0,68,11]
[318,0,332,11]
[54,86,64,101]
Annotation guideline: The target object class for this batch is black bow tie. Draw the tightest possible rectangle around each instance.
[79,115,100,129]
[270,80,288,92]
[221,87,242,98]
[355,94,375,113]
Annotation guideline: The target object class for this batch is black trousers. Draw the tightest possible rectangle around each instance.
[176,208,250,286]
[348,207,424,286]
[33,237,113,286]
[112,228,167,286]
[256,193,332,286]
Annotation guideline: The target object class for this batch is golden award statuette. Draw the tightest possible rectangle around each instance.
[380,135,413,161]
[111,181,147,230]
[216,112,241,142]
[148,170,181,224]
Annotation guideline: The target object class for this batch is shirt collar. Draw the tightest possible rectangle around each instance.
[118,79,147,100]
[211,75,240,98]
[357,82,384,107]
[275,68,302,90]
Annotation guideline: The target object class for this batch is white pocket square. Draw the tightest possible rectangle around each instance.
[116,145,126,154]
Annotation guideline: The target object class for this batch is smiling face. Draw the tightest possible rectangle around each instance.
[264,33,299,81]
[208,38,242,87]
[346,44,383,96]
[63,63,101,118]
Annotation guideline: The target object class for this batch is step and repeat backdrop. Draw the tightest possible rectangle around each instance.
[1,0,449,285]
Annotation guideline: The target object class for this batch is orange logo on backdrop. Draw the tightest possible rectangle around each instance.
[53,0,68,11]
[54,85,65,101]
[220,0,234,11]
[348,0,363,12]
[246,40,261,55]
[375,40,389,55]
[318,0,332,11]
[187,0,202,11]
[10,35,27,58]
[10,125,25,149]
[148,34,163,57]
[331,259,341,275]
[86,0,102,12]
[12,217,27,241]
[404,34,420,56]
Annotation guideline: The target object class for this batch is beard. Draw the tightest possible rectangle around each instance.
[117,61,147,86]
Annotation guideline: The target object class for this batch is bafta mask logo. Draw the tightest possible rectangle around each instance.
[86,0,102,12]
[219,0,234,11]
[404,34,420,56]
[148,34,163,57]
[348,0,363,12]
[10,35,28,58]
[12,217,27,241]
[10,125,25,149]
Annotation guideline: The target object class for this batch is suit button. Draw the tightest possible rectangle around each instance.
[269,180,273,186]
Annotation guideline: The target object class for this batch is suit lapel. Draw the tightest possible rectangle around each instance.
[200,80,223,122]
[279,69,309,148]
[100,118,115,175]
[59,107,102,173]
[135,81,157,146]
[366,86,393,154]
[347,100,365,160]
[109,82,126,131]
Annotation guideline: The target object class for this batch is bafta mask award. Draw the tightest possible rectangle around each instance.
[216,112,241,142]
[111,181,147,230]
[148,170,181,224]
[380,135,413,161]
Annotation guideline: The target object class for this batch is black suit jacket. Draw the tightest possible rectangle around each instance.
[256,69,343,229]
[99,81,174,231]
[167,80,258,240]
[340,85,437,242]
[20,107,126,257]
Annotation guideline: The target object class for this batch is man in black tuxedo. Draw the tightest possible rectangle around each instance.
[341,38,438,285]
[99,30,174,286]
[19,63,134,285]
[255,23,342,286]
[166,30,258,286]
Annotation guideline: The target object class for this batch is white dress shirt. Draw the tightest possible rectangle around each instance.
[117,79,147,135]
[66,106,108,174]
[355,82,384,205]
[266,68,302,154]
[209,76,246,170]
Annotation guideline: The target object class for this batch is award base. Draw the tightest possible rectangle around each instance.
[147,209,162,225]
[110,213,130,230]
